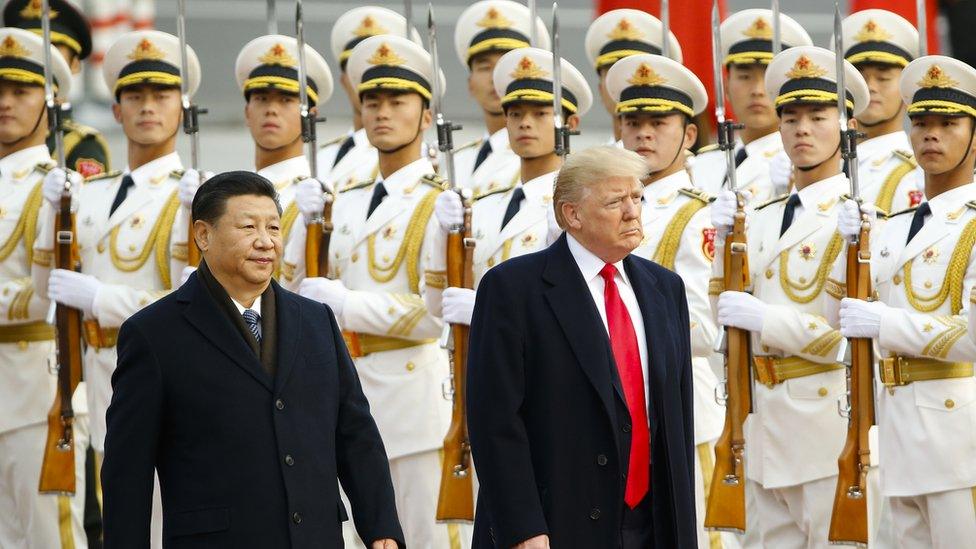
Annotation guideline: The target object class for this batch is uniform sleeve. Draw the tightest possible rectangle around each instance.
[168,206,190,288]
[0,276,50,325]
[279,221,308,292]
[678,209,720,357]
[91,286,170,328]
[878,259,976,362]
[339,215,445,340]
[420,216,448,319]
[67,135,111,178]
[31,203,56,299]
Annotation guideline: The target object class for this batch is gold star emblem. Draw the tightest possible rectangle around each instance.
[808,321,819,331]
[627,63,666,87]
[19,0,57,19]
[918,65,959,89]
[0,35,29,58]
[922,322,933,332]
[127,38,166,61]
[607,18,645,41]
[477,7,513,29]
[367,43,407,66]
[854,20,892,43]
[742,17,773,40]
[510,56,548,79]
[353,15,388,37]
[786,55,827,79]
[259,43,297,67]
[798,242,817,261]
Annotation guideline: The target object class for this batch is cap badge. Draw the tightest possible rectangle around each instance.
[627,63,666,86]
[742,17,773,40]
[259,43,296,67]
[367,43,406,66]
[917,64,958,88]
[786,55,827,79]
[19,0,57,19]
[510,55,548,79]
[477,7,513,29]
[854,20,892,43]
[607,18,644,41]
[127,38,166,61]
[353,15,388,38]
[0,35,29,58]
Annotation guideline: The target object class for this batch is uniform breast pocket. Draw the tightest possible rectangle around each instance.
[914,376,976,413]
[786,369,845,401]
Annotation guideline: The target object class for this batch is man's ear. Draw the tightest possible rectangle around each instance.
[684,122,698,150]
[848,117,859,131]
[567,114,580,131]
[193,220,211,252]
[420,101,433,131]
[111,103,123,125]
[561,201,582,230]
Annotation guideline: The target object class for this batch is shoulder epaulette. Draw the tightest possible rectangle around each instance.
[170,169,185,179]
[34,161,55,174]
[318,134,347,149]
[678,187,714,203]
[755,193,790,210]
[339,178,375,193]
[696,143,720,154]
[886,205,919,219]
[420,173,448,190]
[474,184,515,201]
[967,200,976,211]
[892,149,917,165]
[84,170,122,183]
[63,118,98,138]
[454,138,483,153]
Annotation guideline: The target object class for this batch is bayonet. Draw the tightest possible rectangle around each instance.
[712,0,741,193]
[427,3,461,190]
[528,0,538,47]
[295,0,318,179]
[178,0,205,171]
[661,0,671,60]
[772,0,781,56]
[405,0,413,39]
[551,2,576,156]
[834,3,861,215]
[917,0,927,57]
[40,0,63,168]
[268,0,277,35]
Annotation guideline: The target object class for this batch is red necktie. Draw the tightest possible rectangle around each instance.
[599,264,650,508]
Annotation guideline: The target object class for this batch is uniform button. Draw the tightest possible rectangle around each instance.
[622,423,632,433]
[892,274,902,285]
[765,269,774,279]
[590,508,601,520]
[818,387,828,397]
[596,454,608,466]
[17,340,27,351]
[292,512,302,524]
[284,454,295,466]
[406,362,416,372]
[945,399,955,409]
[351,253,359,263]
[275,399,285,410]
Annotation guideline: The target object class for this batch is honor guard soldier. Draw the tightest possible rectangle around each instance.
[176,34,334,288]
[841,9,924,214]
[710,46,869,548]
[584,8,681,145]
[4,0,110,178]
[32,33,200,547]
[837,55,976,548]
[606,52,731,549]
[690,9,812,204]
[451,0,549,191]
[425,46,591,325]
[319,7,419,193]
[0,27,89,549]
[292,35,457,548]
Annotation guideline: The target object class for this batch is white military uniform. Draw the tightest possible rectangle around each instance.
[452,128,520,192]
[0,145,88,549]
[633,172,727,549]
[257,155,309,285]
[690,132,784,205]
[317,128,378,192]
[855,131,923,215]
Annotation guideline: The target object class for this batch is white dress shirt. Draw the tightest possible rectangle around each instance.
[566,234,650,407]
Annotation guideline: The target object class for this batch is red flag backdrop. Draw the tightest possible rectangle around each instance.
[850,0,939,54]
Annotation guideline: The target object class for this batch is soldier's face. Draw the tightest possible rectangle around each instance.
[780,104,841,169]
[113,85,182,146]
[245,90,303,150]
[620,112,696,173]
[361,91,431,152]
[598,66,616,116]
[909,114,976,175]
[726,64,778,131]
[561,175,644,263]
[468,51,504,115]
[857,64,904,127]
[506,103,579,159]
[197,194,282,288]
[0,81,46,145]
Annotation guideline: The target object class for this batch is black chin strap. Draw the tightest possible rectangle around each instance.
[647,118,689,176]
[2,102,46,148]
[948,122,976,174]
[378,111,425,155]
[797,141,842,172]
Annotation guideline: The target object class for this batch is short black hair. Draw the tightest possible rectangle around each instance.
[191,171,281,224]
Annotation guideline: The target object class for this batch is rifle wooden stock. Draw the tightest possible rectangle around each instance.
[705,204,752,533]
[304,200,333,279]
[39,196,83,494]
[828,224,875,546]
[436,197,475,522]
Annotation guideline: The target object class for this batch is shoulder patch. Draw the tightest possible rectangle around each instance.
[318,134,347,149]
[886,205,919,219]
[678,187,714,203]
[892,150,916,165]
[696,143,720,154]
[755,194,790,210]
[339,178,375,193]
[474,185,515,201]
[454,138,483,153]
[420,173,449,190]
[84,170,122,183]
[34,161,55,175]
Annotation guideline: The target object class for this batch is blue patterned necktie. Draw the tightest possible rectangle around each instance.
[242,308,262,344]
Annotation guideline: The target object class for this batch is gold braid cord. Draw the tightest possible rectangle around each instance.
[274,202,300,279]
[367,188,442,294]
[903,217,976,314]
[652,199,708,271]
[874,158,916,213]
[779,232,845,304]
[111,191,180,289]
[0,182,42,264]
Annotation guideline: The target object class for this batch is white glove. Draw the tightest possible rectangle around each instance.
[839,297,886,339]
[838,199,877,242]
[42,168,82,208]
[178,169,212,209]
[48,269,101,317]
[768,151,793,195]
[546,204,563,244]
[179,266,196,286]
[299,277,349,318]
[717,290,767,332]
[434,190,464,233]
[710,190,738,240]
[296,178,330,224]
[442,287,476,325]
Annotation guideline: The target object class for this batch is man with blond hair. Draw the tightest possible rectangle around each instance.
[467,145,697,549]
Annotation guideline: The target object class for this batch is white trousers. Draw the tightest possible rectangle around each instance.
[752,476,835,549]
[0,419,89,549]
[387,450,463,549]
[889,487,976,548]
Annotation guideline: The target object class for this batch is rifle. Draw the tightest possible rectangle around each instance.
[296,0,331,279]
[828,6,874,544]
[267,0,277,35]
[916,0,927,57]
[38,0,83,495]
[551,3,577,157]
[177,0,206,267]
[772,0,781,56]
[528,0,538,46]
[428,4,473,522]
[660,0,670,60]
[704,0,752,532]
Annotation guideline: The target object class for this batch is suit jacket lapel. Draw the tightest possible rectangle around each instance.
[179,275,274,392]
[273,281,301,392]
[542,236,620,423]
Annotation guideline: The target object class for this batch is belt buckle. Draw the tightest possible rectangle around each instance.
[82,319,102,348]
[880,356,906,391]
[754,357,778,388]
